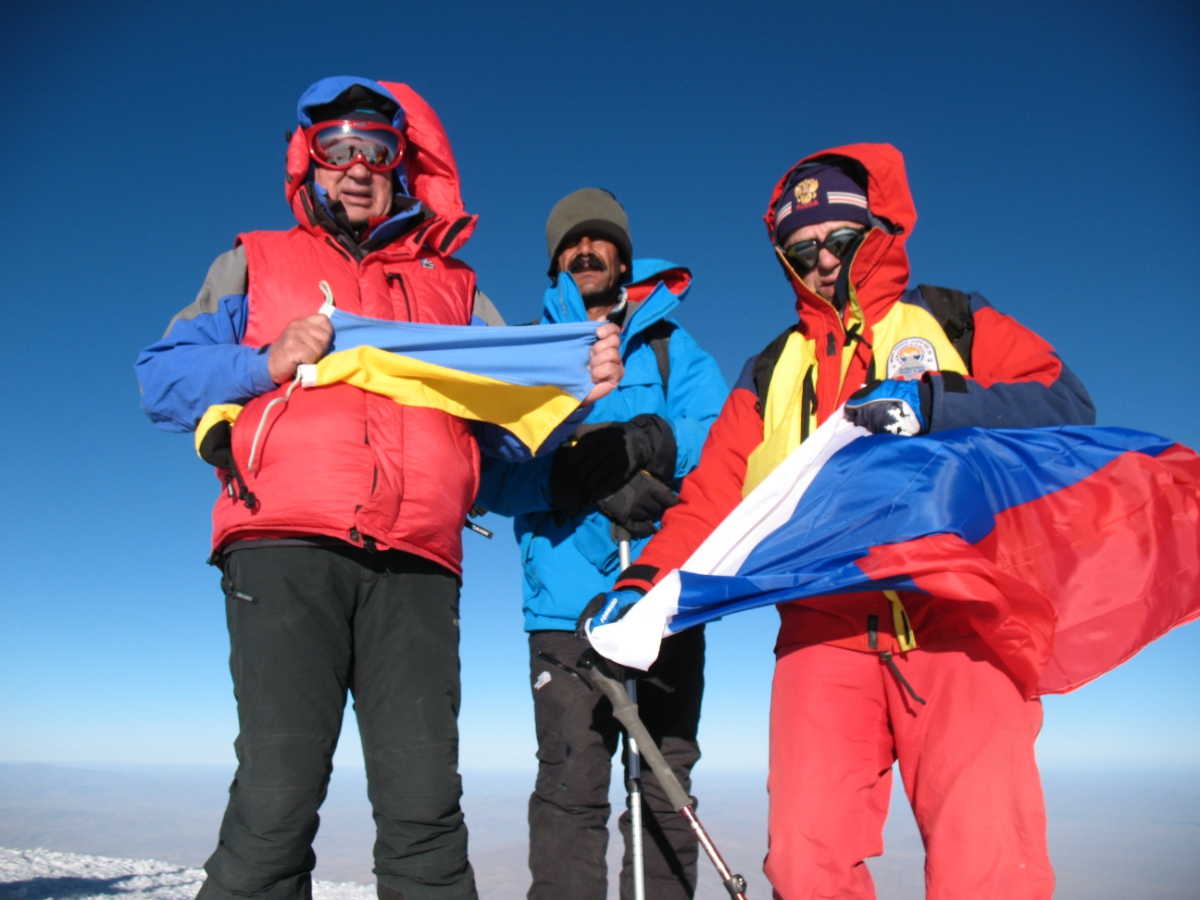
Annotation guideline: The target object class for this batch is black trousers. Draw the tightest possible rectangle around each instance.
[198,544,477,900]
[527,628,705,900]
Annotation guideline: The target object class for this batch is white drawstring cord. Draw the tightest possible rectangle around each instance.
[247,374,302,474]
[318,280,335,317]
[246,281,334,476]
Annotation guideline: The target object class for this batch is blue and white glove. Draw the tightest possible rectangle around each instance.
[844,379,930,436]
[575,588,645,638]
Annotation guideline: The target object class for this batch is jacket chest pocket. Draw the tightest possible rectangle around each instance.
[409,272,471,324]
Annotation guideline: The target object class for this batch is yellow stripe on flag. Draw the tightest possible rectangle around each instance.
[313,346,580,453]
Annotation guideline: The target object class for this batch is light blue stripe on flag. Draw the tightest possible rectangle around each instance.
[327,310,598,399]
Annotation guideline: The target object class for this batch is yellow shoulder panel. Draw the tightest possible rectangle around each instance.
[869,301,968,381]
[743,331,817,496]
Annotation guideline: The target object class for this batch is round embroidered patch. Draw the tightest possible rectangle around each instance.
[887,337,939,380]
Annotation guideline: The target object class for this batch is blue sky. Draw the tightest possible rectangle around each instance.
[0,0,1196,773]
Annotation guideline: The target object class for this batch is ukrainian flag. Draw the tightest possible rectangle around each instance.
[196,310,599,460]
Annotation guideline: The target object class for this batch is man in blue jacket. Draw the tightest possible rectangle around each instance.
[478,189,728,900]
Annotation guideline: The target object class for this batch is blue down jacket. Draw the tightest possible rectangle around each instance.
[477,259,727,631]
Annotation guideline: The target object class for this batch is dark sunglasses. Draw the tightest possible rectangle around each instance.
[782,227,865,273]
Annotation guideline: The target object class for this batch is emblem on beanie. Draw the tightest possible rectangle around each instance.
[794,178,819,208]
[887,338,939,380]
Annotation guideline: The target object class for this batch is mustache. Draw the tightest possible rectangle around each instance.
[568,254,608,274]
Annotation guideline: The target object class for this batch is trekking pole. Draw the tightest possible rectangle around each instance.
[625,677,646,900]
[581,653,749,900]
[612,525,646,900]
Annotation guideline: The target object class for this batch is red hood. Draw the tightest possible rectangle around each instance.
[284,81,477,257]
[764,143,916,320]
[626,266,691,303]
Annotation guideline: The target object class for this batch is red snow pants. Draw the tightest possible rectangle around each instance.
[765,634,1054,900]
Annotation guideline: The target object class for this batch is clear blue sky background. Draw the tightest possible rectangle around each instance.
[0,0,1196,774]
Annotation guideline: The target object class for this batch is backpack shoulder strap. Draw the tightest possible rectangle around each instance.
[917,284,974,374]
[752,325,798,410]
[641,319,675,400]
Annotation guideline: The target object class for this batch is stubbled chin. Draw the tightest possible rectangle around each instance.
[574,275,608,291]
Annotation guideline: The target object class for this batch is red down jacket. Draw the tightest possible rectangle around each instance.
[214,82,481,575]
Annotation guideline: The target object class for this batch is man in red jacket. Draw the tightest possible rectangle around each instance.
[136,77,621,900]
[609,145,1094,899]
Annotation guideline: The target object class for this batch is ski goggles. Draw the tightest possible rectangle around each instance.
[781,226,865,273]
[307,120,406,172]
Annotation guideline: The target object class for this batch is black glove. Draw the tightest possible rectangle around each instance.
[549,445,588,514]
[568,414,678,502]
[595,471,679,538]
[197,420,235,469]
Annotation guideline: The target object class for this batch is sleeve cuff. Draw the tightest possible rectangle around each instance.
[248,347,278,393]
[614,563,659,594]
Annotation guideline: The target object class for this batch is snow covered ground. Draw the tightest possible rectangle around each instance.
[0,847,375,900]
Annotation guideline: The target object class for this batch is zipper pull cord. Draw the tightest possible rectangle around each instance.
[880,650,927,705]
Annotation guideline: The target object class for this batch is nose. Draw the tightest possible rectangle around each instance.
[346,159,373,180]
[576,236,594,255]
[818,246,842,272]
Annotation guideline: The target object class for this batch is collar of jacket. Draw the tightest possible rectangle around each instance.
[293,180,441,262]
[541,258,692,351]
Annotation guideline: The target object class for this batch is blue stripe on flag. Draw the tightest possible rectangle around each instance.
[737,426,1172,580]
[327,310,598,399]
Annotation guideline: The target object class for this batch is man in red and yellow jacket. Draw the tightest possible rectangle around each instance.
[136,77,621,900]
[610,144,1094,899]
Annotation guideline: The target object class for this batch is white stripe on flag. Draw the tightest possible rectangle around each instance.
[588,411,867,669]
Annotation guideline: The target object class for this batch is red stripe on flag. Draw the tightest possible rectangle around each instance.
[857,445,1200,696]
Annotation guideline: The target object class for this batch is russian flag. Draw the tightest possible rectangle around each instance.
[588,412,1200,697]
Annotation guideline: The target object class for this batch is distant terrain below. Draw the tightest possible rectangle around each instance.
[1,763,1197,899]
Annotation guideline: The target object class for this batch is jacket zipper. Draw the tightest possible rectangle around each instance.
[324,236,352,262]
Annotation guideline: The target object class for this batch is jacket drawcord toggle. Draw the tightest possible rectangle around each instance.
[224,459,258,510]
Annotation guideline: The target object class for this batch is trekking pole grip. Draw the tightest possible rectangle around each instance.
[588,661,692,810]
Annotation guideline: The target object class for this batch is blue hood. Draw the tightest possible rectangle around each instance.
[297,76,407,129]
